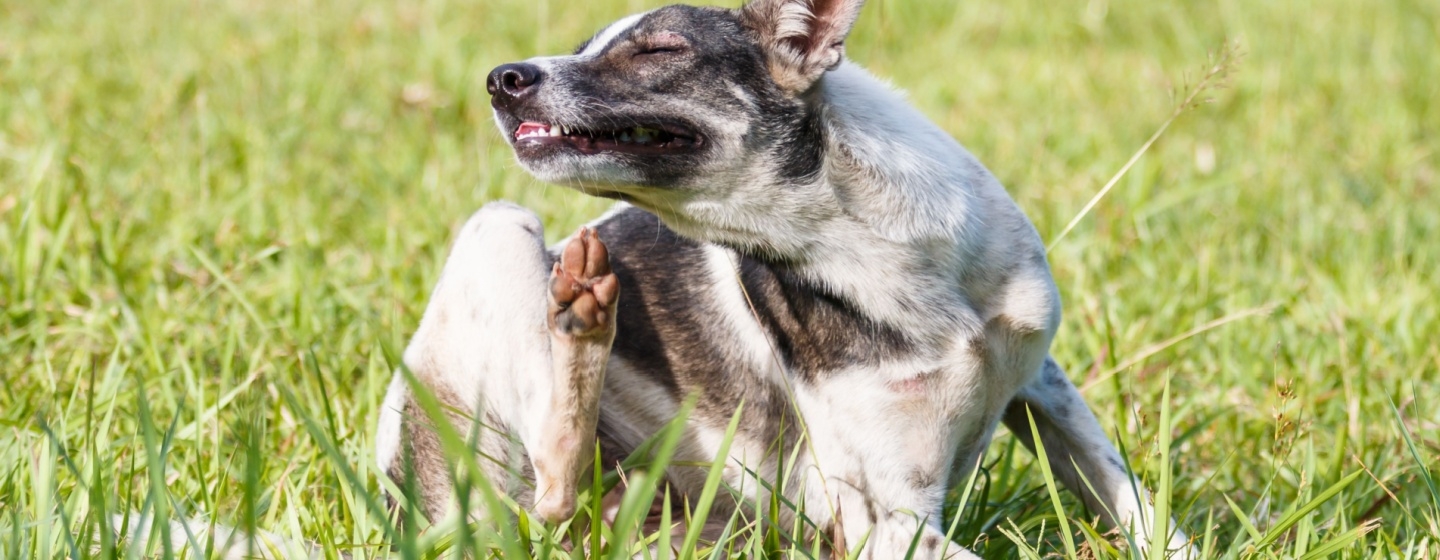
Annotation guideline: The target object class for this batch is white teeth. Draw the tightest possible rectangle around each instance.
[518,123,686,147]
[517,124,556,140]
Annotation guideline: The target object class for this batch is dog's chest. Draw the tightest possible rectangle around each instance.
[594,208,1022,420]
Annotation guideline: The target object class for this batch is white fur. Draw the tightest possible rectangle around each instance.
[111,514,320,559]
[386,203,563,519]
[581,13,648,58]
[700,244,787,381]
[374,373,408,474]
[791,376,986,560]
[400,203,553,426]
[771,2,814,45]
[527,13,646,74]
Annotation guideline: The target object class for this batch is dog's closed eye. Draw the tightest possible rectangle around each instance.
[634,32,690,57]
[636,46,684,56]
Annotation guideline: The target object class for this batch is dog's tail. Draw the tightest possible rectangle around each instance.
[110,513,333,559]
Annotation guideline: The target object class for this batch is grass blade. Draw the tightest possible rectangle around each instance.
[679,404,744,559]
[1148,374,1173,560]
[1256,469,1365,548]
[1389,397,1440,516]
[1024,405,1078,558]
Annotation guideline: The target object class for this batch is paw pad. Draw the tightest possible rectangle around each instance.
[549,227,619,336]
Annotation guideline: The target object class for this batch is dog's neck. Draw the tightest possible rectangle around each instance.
[645,63,1016,333]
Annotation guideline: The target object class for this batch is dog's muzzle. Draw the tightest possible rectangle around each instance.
[487,63,543,111]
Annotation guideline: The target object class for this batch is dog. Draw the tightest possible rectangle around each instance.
[375,0,1193,557]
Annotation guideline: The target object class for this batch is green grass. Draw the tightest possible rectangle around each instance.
[2,0,1437,557]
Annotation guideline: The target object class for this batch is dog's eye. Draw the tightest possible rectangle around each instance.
[633,32,689,58]
[635,46,684,56]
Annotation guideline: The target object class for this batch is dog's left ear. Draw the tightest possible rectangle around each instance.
[741,0,865,93]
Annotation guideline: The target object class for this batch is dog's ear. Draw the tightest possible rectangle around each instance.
[740,0,865,93]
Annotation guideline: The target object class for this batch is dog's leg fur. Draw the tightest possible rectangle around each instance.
[788,364,990,560]
[1001,358,1193,557]
[376,202,617,523]
[534,226,619,521]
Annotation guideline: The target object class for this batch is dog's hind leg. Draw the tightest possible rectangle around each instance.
[532,226,618,522]
[375,202,617,524]
[377,202,554,522]
[1000,357,1194,558]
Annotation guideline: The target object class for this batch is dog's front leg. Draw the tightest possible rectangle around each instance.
[529,227,619,522]
[795,378,985,560]
[1000,357,1195,558]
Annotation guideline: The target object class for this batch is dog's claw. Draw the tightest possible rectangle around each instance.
[550,228,618,337]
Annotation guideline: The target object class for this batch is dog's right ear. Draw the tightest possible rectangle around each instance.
[740,0,866,94]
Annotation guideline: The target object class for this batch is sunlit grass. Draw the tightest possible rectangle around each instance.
[1,0,1436,557]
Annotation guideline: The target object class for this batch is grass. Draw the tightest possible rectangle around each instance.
[1,0,1437,557]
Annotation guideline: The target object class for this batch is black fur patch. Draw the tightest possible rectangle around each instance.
[591,206,915,433]
[593,208,795,441]
[495,5,823,190]
[763,94,827,184]
[737,254,913,383]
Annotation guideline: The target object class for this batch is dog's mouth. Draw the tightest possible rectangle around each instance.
[513,121,703,155]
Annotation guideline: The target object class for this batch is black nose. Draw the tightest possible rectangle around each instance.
[486,63,543,108]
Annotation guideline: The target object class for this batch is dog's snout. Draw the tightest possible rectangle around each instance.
[487,63,543,107]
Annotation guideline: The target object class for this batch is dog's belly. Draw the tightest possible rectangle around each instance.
[585,206,1054,520]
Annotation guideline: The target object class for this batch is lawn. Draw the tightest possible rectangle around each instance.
[1,0,1436,557]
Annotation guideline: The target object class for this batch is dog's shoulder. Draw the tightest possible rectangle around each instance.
[585,203,921,382]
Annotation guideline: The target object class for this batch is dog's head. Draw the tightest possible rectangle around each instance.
[487,0,865,206]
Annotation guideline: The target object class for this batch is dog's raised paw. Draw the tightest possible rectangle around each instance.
[549,227,619,337]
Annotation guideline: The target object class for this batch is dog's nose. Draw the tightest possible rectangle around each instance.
[487,63,543,107]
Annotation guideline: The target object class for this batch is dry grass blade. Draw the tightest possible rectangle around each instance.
[1047,40,1245,252]
[1081,303,1277,392]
